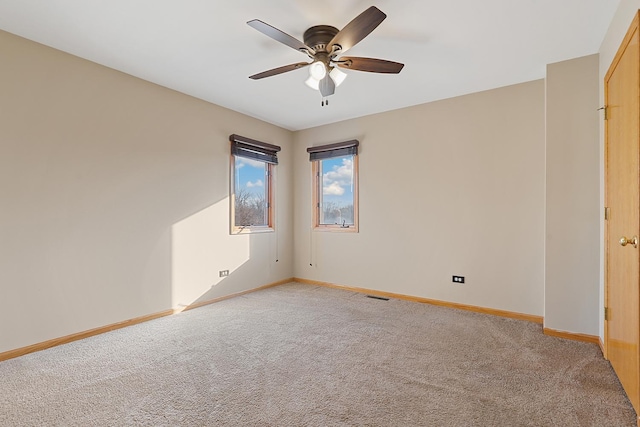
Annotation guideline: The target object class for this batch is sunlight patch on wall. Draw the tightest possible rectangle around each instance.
[171,197,249,309]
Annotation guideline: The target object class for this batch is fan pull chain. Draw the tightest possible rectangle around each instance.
[321,98,329,107]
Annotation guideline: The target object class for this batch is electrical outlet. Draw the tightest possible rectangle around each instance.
[219,270,229,277]
[452,275,465,284]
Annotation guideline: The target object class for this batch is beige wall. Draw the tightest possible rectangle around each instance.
[545,54,600,335]
[598,2,640,339]
[0,30,294,354]
[293,81,546,316]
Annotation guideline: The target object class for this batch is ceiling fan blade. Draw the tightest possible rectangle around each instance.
[319,74,335,97]
[248,20,314,54]
[327,6,386,54]
[337,57,404,74]
[249,62,310,80]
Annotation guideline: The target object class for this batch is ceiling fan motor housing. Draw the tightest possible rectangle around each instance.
[303,25,339,53]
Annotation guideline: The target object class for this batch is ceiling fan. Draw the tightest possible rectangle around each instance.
[247,6,404,106]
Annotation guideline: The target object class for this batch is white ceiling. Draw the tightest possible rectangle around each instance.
[0,0,620,131]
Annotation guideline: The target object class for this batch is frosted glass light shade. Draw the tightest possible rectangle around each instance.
[309,61,327,80]
[329,67,347,87]
[305,76,320,90]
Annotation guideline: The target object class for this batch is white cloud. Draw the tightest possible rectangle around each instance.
[236,157,264,169]
[323,158,352,185]
[323,181,345,196]
[322,158,353,196]
[246,179,264,188]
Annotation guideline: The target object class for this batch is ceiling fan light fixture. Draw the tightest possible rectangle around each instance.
[248,7,403,105]
[329,67,347,87]
[309,61,327,80]
[305,76,320,90]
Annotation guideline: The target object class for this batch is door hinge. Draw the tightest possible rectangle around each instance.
[598,106,608,120]
[604,307,610,321]
[605,207,610,221]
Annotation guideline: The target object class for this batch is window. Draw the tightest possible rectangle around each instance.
[308,140,359,232]
[230,134,280,234]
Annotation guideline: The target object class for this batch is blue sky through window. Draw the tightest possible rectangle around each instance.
[321,156,354,207]
[320,155,355,225]
[235,157,266,194]
[234,156,269,227]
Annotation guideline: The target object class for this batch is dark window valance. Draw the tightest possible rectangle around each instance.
[230,134,281,164]
[307,140,359,161]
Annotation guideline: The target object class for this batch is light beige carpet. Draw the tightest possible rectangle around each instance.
[0,283,635,426]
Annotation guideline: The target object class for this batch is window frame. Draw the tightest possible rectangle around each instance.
[310,141,359,233]
[229,134,279,235]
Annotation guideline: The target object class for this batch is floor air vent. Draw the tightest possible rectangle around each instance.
[366,295,390,301]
